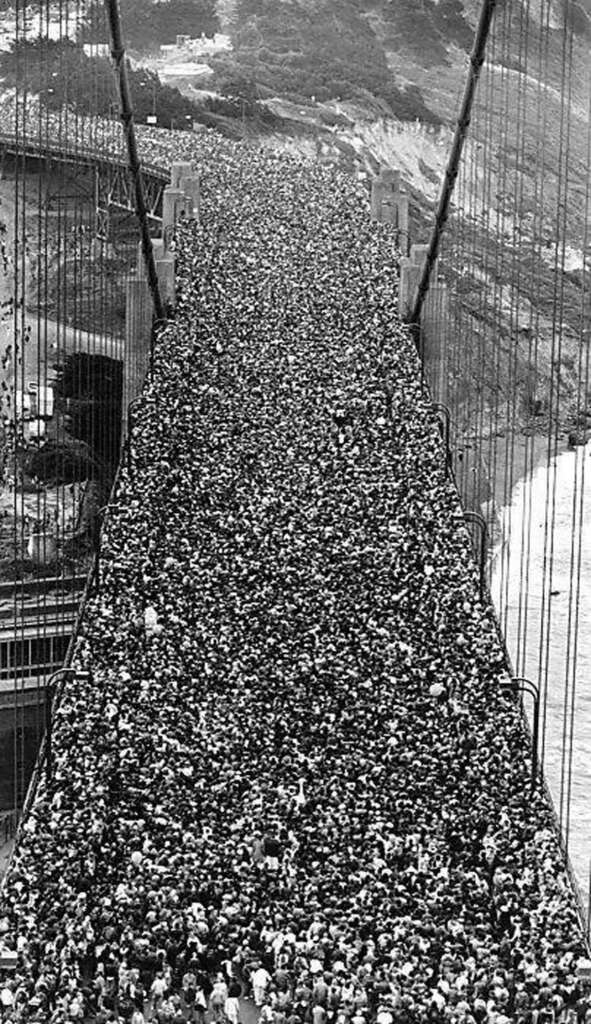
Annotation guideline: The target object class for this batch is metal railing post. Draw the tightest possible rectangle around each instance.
[500,676,540,791]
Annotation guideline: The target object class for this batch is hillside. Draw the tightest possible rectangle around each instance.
[210,0,474,123]
[71,0,591,475]
[211,0,591,120]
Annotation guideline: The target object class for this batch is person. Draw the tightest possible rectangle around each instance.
[193,983,208,1024]
[210,975,228,1022]
[0,984,13,1016]
[225,988,240,1024]
[252,965,272,1008]
[150,971,168,1014]
[263,835,282,873]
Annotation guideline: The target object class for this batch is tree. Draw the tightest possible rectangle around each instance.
[216,0,441,120]
[222,0,395,105]
[55,352,123,473]
[79,0,220,51]
[0,39,203,128]
[26,438,100,485]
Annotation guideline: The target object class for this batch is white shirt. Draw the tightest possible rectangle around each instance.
[0,987,14,1008]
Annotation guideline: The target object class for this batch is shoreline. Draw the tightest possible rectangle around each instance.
[491,428,567,512]
[488,431,591,897]
[486,427,572,610]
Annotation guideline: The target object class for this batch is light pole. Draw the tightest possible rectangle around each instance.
[45,668,92,785]
[500,676,540,791]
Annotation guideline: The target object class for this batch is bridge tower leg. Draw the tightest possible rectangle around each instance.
[371,167,410,254]
[179,175,200,221]
[169,161,200,219]
[123,157,187,431]
[399,244,437,320]
[123,274,153,440]
[422,280,450,404]
[170,162,192,188]
[149,239,176,308]
[162,187,191,247]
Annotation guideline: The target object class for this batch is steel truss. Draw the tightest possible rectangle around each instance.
[0,130,167,242]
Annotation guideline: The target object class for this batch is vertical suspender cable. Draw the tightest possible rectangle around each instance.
[102,0,164,323]
[504,0,529,669]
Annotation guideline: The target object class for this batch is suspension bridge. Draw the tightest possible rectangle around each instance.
[0,0,590,1021]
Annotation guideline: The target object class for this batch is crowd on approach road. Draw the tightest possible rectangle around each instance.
[0,95,214,178]
[0,127,589,1024]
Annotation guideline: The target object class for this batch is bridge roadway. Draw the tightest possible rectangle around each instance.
[0,124,589,1024]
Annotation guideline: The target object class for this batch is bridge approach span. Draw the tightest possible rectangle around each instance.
[0,129,168,232]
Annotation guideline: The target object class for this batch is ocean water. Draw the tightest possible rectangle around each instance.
[490,441,591,896]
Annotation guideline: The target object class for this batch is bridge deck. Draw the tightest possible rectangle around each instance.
[0,131,587,1024]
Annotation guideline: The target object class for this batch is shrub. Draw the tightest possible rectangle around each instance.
[0,39,203,129]
[79,0,220,52]
[217,0,445,120]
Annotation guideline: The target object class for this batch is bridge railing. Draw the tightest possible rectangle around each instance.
[0,127,170,182]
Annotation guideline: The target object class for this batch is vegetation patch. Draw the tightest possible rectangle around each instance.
[80,0,220,53]
[211,0,442,122]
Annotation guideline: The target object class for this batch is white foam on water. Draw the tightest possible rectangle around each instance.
[490,440,591,892]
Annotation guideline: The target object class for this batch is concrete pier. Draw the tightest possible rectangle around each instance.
[371,168,410,253]
[399,244,439,320]
[123,275,153,428]
[422,280,450,403]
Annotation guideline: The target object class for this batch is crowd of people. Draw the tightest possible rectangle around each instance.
[0,94,216,179]
[0,126,588,1024]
